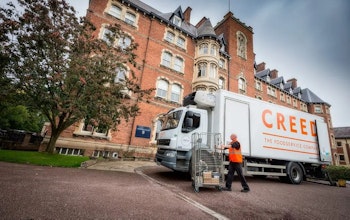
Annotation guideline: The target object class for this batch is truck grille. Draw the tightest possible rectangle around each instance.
[157,139,171,146]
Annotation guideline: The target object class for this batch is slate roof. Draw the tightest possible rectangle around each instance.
[334,127,350,139]
[255,69,270,80]
[126,0,198,37]
[270,76,284,86]
[301,88,329,105]
[197,19,217,38]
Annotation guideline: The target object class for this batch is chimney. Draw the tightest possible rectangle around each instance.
[287,78,297,89]
[256,62,266,72]
[270,69,278,79]
[183,7,192,23]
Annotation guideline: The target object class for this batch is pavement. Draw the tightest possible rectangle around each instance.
[84,159,159,173]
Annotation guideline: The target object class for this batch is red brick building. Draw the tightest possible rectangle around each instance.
[42,0,335,162]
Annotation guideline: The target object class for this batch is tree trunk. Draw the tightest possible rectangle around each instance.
[46,130,60,154]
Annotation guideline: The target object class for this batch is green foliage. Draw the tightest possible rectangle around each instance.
[325,165,350,181]
[0,104,45,132]
[0,0,154,153]
[0,149,90,167]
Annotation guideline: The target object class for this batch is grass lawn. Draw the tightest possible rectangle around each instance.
[0,149,90,167]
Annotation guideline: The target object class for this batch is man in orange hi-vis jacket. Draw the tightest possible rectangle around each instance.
[222,134,250,192]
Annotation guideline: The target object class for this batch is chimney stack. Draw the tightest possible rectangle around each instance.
[184,7,192,23]
[256,62,266,72]
[270,69,278,79]
[287,78,297,89]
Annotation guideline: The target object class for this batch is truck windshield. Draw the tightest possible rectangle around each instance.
[161,110,183,131]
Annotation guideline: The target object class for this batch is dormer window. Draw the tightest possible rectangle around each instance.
[173,16,182,26]
[280,83,284,89]
[266,75,270,82]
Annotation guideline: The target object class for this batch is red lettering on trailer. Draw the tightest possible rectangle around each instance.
[262,109,316,136]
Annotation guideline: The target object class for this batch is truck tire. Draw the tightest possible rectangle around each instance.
[287,162,303,184]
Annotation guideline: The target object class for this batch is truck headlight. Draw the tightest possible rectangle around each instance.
[165,151,176,157]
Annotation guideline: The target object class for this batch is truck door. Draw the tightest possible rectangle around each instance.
[224,99,250,155]
[315,120,332,162]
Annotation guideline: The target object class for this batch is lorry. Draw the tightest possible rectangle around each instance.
[155,89,332,184]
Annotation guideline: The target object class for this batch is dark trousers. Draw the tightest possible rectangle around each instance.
[226,162,249,190]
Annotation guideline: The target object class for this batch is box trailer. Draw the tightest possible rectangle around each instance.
[155,90,332,184]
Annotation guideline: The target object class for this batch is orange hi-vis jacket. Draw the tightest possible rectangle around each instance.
[228,142,243,163]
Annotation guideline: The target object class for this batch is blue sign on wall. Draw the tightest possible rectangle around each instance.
[135,125,151,138]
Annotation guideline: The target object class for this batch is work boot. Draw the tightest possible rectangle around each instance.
[222,187,232,191]
[241,188,250,193]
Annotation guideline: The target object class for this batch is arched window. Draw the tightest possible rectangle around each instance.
[108,5,122,19]
[171,84,181,102]
[237,32,247,59]
[115,67,127,83]
[177,37,185,48]
[125,12,136,25]
[166,31,175,42]
[219,77,225,89]
[156,79,169,98]
[118,36,131,49]
[238,77,246,91]
[199,43,208,54]
[209,63,217,78]
[198,63,207,77]
[162,51,172,67]
[210,45,217,56]
[174,57,184,72]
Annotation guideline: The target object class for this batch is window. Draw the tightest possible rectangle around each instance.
[156,79,168,98]
[280,93,285,102]
[337,141,342,147]
[219,77,225,89]
[108,5,122,19]
[287,96,291,104]
[177,37,185,48]
[118,36,131,49]
[255,81,262,91]
[237,32,247,59]
[173,16,182,26]
[125,12,136,25]
[210,45,217,56]
[83,118,109,135]
[162,51,172,67]
[115,67,126,83]
[174,57,183,72]
[267,86,276,97]
[199,44,208,54]
[198,63,207,77]
[171,84,181,102]
[219,59,225,69]
[57,147,83,156]
[209,63,217,78]
[166,31,175,42]
[101,28,113,45]
[293,99,297,107]
[238,78,246,91]
[314,105,323,113]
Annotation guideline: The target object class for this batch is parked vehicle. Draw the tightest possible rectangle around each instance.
[155,90,332,184]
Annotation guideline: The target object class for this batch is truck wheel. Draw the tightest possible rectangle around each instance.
[287,162,303,184]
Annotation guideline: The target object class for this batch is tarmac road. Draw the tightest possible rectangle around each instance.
[0,161,213,220]
[1,160,350,220]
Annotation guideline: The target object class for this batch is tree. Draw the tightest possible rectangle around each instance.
[0,0,153,153]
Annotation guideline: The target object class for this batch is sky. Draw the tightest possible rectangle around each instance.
[3,0,350,127]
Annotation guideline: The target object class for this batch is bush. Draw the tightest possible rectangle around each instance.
[325,165,350,181]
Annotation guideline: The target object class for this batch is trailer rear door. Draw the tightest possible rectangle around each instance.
[316,120,332,162]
